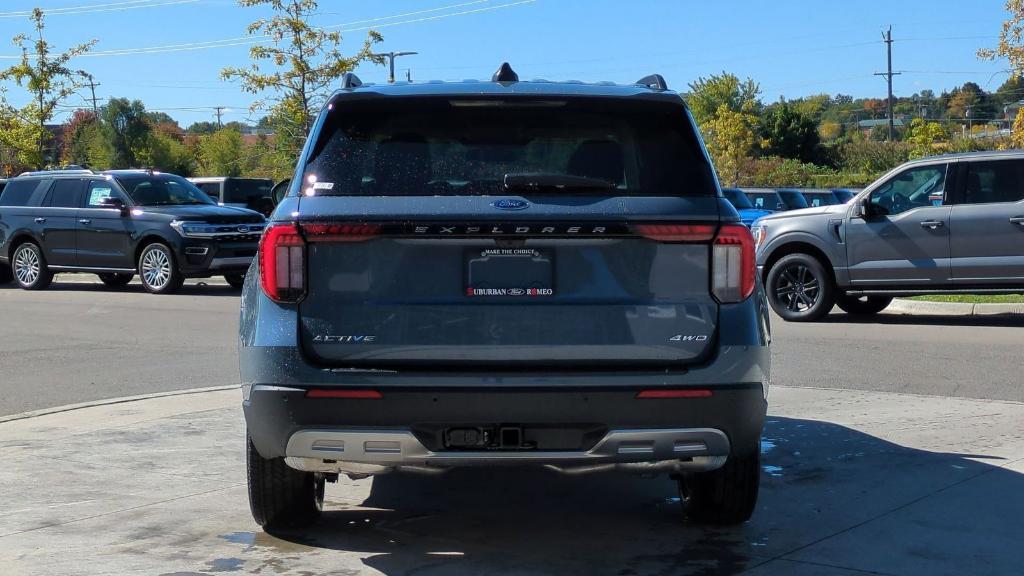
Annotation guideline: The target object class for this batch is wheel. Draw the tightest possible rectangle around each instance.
[247,434,324,530]
[765,253,835,322]
[678,447,760,525]
[98,272,134,288]
[12,242,53,290]
[224,273,245,290]
[835,294,893,316]
[138,243,184,294]
[0,262,12,284]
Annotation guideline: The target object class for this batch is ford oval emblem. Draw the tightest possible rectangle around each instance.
[491,198,530,211]
[237,225,250,233]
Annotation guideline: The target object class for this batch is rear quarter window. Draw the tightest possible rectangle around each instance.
[303,96,716,197]
[0,179,45,206]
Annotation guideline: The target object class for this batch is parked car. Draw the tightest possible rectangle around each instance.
[775,188,811,211]
[189,177,275,216]
[742,188,790,212]
[240,65,770,530]
[0,169,265,293]
[830,188,859,203]
[753,151,1024,321]
[722,187,774,227]
[799,189,843,208]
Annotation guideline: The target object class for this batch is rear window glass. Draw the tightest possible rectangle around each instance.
[723,189,753,209]
[303,97,716,197]
[803,192,838,207]
[0,179,41,206]
[224,179,273,204]
[745,191,785,211]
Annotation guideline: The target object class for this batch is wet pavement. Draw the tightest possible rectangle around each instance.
[1,386,1022,575]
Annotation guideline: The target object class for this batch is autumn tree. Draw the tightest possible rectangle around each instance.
[980,2,1024,144]
[197,128,245,176]
[221,0,383,162]
[0,8,96,168]
[685,73,761,126]
[702,104,758,187]
[905,118,950,158]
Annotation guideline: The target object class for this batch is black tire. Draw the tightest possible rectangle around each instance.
[678,447,760,525]
[0,262,12,285]
[765,253,835,322]
[11,242,53,291]
[137,243,184,294]
[835,294,893,316]
[98,272,134,288]
[247,434,325,530]
[224,273,245,290]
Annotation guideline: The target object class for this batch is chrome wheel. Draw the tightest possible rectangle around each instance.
[141,247,172,289]
[774,264,820,312]
[14,245,40,286]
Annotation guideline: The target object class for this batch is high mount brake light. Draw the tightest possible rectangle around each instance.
[259,222,381,303]
[712,224,756,303]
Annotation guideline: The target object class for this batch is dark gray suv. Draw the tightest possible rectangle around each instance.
[240,66,770,530]
[754,151,1024,321]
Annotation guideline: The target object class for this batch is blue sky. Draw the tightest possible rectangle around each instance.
[0,0,1014,126]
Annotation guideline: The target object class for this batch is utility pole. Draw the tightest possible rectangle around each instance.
[80,72,101,116]
[874,26,901,141]
[213,106,225,128]
[371,51,418,83]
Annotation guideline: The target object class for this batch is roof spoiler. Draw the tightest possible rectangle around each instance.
[635,74,668,91]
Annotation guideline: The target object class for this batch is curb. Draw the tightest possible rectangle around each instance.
[0,385,238,425]
[888,298,1024,317]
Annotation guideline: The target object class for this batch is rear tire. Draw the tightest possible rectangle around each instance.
[247,434,324,530]
[766,253,835,322]
[12,242,53,291]
[98,272,134,288]
[678,447,760,525]
[138,243,184,294]
[835,294,892,316]
[224,273,245,290]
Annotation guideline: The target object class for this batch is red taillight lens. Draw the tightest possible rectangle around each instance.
[634,224,716,242]
[636,389,713,399]
[303,223,381,243]
[259,222,304,303]
[712,224,755,303]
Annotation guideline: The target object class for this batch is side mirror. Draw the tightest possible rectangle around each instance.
[852,198,868,219]
[271,179,291,205]
[99,196,128,215]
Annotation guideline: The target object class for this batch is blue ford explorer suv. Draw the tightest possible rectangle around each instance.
[240,65,771,530]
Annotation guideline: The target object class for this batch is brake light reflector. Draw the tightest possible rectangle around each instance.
[712,224,755,303]
[303,223,381,243]
[306,389,383,399]
[637,389,713,399]
[634,224,716,242]
[259,222,304,303]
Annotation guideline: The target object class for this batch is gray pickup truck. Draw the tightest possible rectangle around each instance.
[754,151,1024,321]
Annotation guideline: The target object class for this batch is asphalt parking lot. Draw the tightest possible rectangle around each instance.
[1,275,1023,575]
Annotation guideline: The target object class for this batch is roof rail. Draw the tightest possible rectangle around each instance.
[636,74,668,91]
[341,72,362,89]
[17,169,95,177]
[492,62,519,83]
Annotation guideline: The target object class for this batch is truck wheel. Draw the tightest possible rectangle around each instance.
[224,273,245,290]
[765,253,835,322]
[836,295,893,316]
[247,434,324,530]
[138,243,184,294]
[98,273,134,288]
[678,447,760,525]
[12,242,53,291]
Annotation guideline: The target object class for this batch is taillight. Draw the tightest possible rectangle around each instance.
[259,223,304,303]
[712,224,755,303]
[302,223,381,243]
[634,223,716,242]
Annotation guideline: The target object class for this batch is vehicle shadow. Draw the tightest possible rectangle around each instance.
[260,417,1022,575]
[0,280,240,297]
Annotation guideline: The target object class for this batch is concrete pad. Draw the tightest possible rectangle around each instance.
[1,386,1022,575]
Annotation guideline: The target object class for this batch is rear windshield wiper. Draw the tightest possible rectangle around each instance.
[503,172,615,192]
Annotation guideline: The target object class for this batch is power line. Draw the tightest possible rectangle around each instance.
[0,0,198,18]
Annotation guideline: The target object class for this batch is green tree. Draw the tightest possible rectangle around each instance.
[760,100,821,164]
[221,0,383,160]
[186,121,221,134]
[0,8,96,168]
[198,128,245,176]
[685,73,761,126]
[101,98,151,168]
[905,118,950,158]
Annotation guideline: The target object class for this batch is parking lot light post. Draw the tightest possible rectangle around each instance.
[372,51,418,83]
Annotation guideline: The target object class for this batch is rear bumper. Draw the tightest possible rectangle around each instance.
[243,384,766,475]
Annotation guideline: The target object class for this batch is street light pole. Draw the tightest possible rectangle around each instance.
[372,51,418,83]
